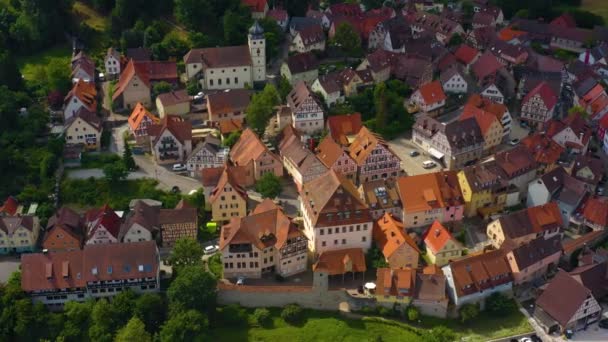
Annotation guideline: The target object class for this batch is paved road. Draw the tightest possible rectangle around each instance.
[388,132,444,176]
[134,155,201,193]
[67,168,148,180]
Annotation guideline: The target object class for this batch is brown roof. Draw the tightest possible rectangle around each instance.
[21,241,158,292]
[348,127,395,166]
[65,80,97,112]
[113,60,178,101]
[498,203,563,240]
[286,52,319,74]
[521,133,564,166]
[230,128,279,167]
[315,135,349,168]
[220,200,303,251]
[128,102,159,132]
[300,170,369,227]
[0,216,36,235]
[313,248,366,275]
[147,115,192,145]
[583,196,608,228]
[563,230,606,254]
[201,167,224,187]
[126,47,152,61]
[536,270,592,327]
[376,267,415,297]
[207,89,252,116]
[84,204,121,241]
[326,113,363,145]
[65,108,102,132]
[157,90,190,107]
[159,204,197,227]
[219,119,244,135]
[449,249,512,297]
[373,213,420,259]
[416,81,447,105]
[297,25,326,46]
[119,200,159,241]
[47,207,82,232]
[396,171,464,214]
[472,51,502,80]
[183,46,252,67]
[415,272,447,301]
[209,166,248,204]
[509,235,562,270]
[494,145,537,178]
[287,81,322,113]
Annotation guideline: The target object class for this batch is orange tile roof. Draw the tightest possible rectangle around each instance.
[528,202,563,233]
[348,126,391,165]
[417,81,447,105]
[326,113,363,146]
[128,102,159,131]
[423,220,455,254]
[460,105,500,136]
[65,79,97,112]
[396,172,463,213]
[376,267,415,297]
[583,196,608,228]
[454,44,480,65]
[313,248,366,275]
[497,27,526,42]
[230,128,279,167]
[373,213,420,259]
[316,135,350,168]
[465,94,508,122]
[521,133,564,165]
[219,119,244,135]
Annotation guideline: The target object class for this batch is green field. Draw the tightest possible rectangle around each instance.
[582,0,608,21]
[16,45,71,81]
[72,1,108,31]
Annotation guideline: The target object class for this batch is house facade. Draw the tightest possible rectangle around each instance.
[186,137,229,177]
[424,221,464,266]
[155,90,190,117]
[348,127,401,184]
[209,167,248,223]
[128,103,160,138]
[104,47,121,79]
[440,67,468,94]
[457,161,509,218]
[505,236,562,286]
[207,89,252,125]
[84,205,121,245]
[159,201,198,248]
[300,170,373,255]
[229,128,283,187]
[373,213,420,269]
[520,81,558,130]
[287,81,325,135]
[411,81,447,114]
[148,116,193,165]
[220,200,308,279]
[64,109,103,151]
[315,136,358,182]
[64,80,97,121]
[0,216,40,254]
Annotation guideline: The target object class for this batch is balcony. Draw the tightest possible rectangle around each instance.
[159,145,179,153]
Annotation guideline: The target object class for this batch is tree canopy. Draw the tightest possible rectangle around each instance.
[246,83,281,136]
[168,237,204,268]
[167,265,218,314]
[255,172,282,199]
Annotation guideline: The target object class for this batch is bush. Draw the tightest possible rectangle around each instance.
[220,304,248,326]
[406,306,419,321]
[459,303,479,323]
[486,293,516,315]
[252,308,271,327]
[281,304,303,325]
[377,306,391,317]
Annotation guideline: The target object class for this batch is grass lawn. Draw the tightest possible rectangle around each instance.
[16,45,72,81]
[210,309,423,342]
[72,1,108,31]
[582,0,608,22]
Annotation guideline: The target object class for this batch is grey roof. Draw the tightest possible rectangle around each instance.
[510,235,562,270]
[540,167,568,196]
[444,117,484,149]
[249,20,264,36]
[290,17,321,31]
[0,216,36,234]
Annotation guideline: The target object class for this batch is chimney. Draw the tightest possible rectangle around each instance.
[435,229,440,237]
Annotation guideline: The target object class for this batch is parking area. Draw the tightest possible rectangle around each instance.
[388,132,440,176]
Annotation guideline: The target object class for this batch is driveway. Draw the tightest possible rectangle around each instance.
[388,132,442,176]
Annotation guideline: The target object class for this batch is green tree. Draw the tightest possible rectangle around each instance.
[153,81,172,98]
[89,299,116,342]
[281,304,303,325]
[406,306,419,321]
[168,237,204,267]
[569,105,588,118]
[246,83,280,135]
[362,0,384,10]
[459,303,480,323]
[253,307,271,327]
[486,293,516,315]
[255,172,282,199]
[331,22,363,57]
[46,58,71,94]
[374,82,388,130]
[448,33,463,47]
[175,0,216,32]
[223,10,249,45]
[277,75,293,102]
[421,326,457,342]
[103,161,128,184]
[60,300,94,341]
[159,310,208,342]
[0,50,23,90]
[160,31,191,59]
[260,18,284,60]
[187,79,199,95]
[111,289,137,327]
[167,265,217,314]
[134,293,167,333]
[123,140,137,170]
[222,131,242,148]
[219,304,248,326]
[115,317,151,342]
[365,244,388,269]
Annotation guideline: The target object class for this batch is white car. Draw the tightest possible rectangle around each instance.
[422,160,436,169]
[172,163,186,172]
[204,245,219,255]
[236,276,245,285]
[509,138,520,146]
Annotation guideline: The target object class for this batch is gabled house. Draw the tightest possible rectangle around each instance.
[326,113,363,146]
[207,89,252,126]
[291,25,326,53]
[43,207,84,252]
[410,11,464,45]
[520,81,558,130]
[348,127,401,184]
[573,76,608,120]
[186,136,229,177]
[119,200,160,243]
[373,213,420,269]
[104,47,122,79]
[311,72,345,106]
[494,146,537,195]
[546,113,592,154]
[396,171,464,228]
[287,81,325,135]
[376,267,416,307]
[472,51,503,86]
[64,80,97,121]
[84,205,121,245]
[315,135,357,182]
[480,83,506,104]
[220,199,308,278]
[457,161,510,218]
[505,235,562,286]
[147,115,192,164]
[201,167,224,209]
[440,66,468,94]
[64,108,103,151]
[521,133,565,174]
[442,249,513,307]
[581,196,608,232]
[423,220,463,266]
[571,155,603,192]
[229,128,283,186]
[459,104,503,153]
[159,200,198,248]
[413,266,449,318]
[488,39,529,66]
[534,270,602,334]
[267,9,289,30]
[313,247,367,280]
[209,166,248,222]
[71,52,95,84]
[0,215,40,254]
[486,202,563,248]
[279,126,328,191]
[241,0,268,19]
[128,102,160,138]
[454,44,481,70]
[112,60,178,110]
[527,167,588,226]
[299,170,373,255]
[156,90,190,118]
[360,178,402,220]
[410,81,447,115]
[281,52,319,85]
[465,94,512,140]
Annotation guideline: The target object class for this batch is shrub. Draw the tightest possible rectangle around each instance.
[406,306,419,321]
[281,304,303,324]
[252,308,271,327]
[377,306,391,317]
[220,304,248,326]
[459,303,479,323]
[486,293,516,315]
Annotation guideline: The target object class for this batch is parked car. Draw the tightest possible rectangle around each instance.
[422,160,436,169]
[509,138,520,146]
[597,187,605,196]
[204,245,219,255]
[236,277,245,286]
[409,150,420,157]
[171,186,181,194]
[172,163,186,171]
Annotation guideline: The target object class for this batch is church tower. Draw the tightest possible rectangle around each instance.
[248,21,266,82]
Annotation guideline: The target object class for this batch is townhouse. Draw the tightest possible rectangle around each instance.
[147,115,193,165]
[486,203,563,248]
[396,171,464,228]
[64,108,103,151]
[457,161,511,218]
[573,76,608,120]
[423,220,464,266]
[158,200,198,248]
[290,25,326,53]
[229,128,283,187]
[64,80,97,121]
[348,127,401,184]
[520,81,559,130]
[581,196,608,232]
[376,267,416,307]
[439,66,468,94]
[546,113,592,154]
[493,146,537,195]
[412,266,449,318]
[279,126,328,191]
[300,170,373,255]
[442,249,513,307]
[21,241,160,307]
[43,207,84,252]
[83,205,121,245]
[459,104,503,153]
[207,89,252,126]
[326,113,363,146]
[112,59,178,110]
[464,94,512,141]
[156,90,190,117]
[0,215,40,254]
[104,47,122,79]
[186,136,229,177]
[128,103,160,139]
[281,52,319,86]
[287,81,325,135]
[373,213,420,269]
[521,133,565,174]
[570,155,603,192]
[209,166,248,223]
[410,11,464,45]
[315,136,358,182]
[359,178,402,220]
[119,200,160,243]
[505,235,562,286]
[220,199,308,279]
[410,81,447,115]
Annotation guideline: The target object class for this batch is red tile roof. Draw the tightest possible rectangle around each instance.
[454,44,480,65]
[417,81,446,105]
[472,51,502,80]
[397,172,464,213]
[423,220,455,254]
[374,213,420,259]
[460,105,500,136]
[326,113,363,145]
[313,248,366,275]
[84,204,121,240]
[128,102,159,132]
[521,133,564,166]
[230,128,279,167]
[0,196,19,216]
[147,115,192,145]
[376,267,415,297]
[65,80,97,112]
[241,0,267,12]
[267,9,288,21]
[583,196,608,228]
[522,81,558,111]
